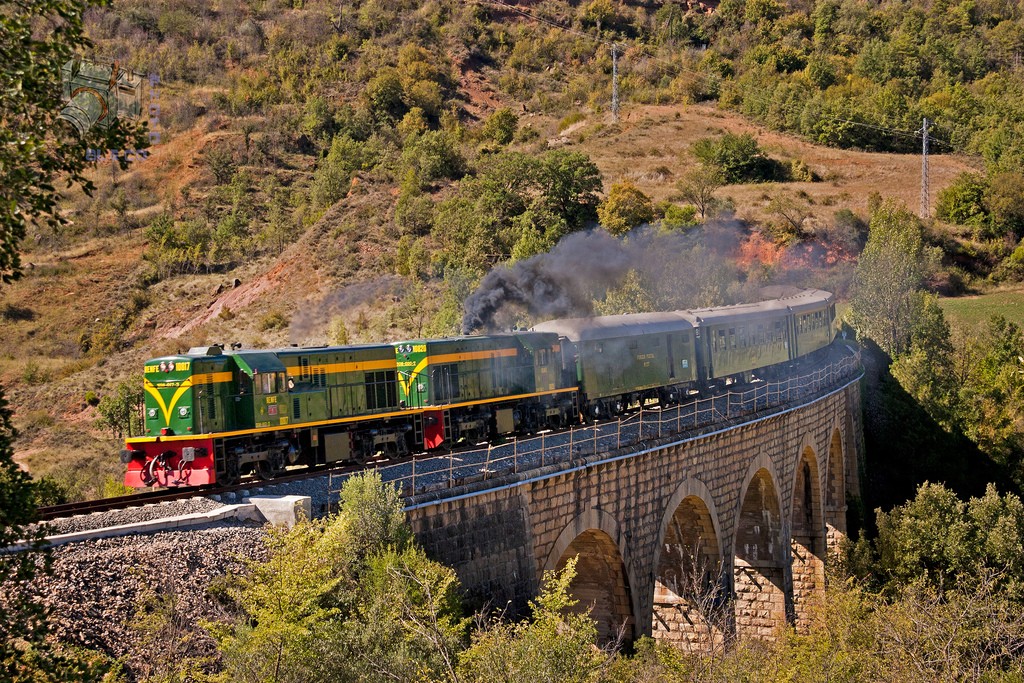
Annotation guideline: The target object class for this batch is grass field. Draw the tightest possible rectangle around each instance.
[939,288,1024,331]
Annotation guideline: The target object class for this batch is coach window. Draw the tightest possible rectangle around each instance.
[738,326,747,348]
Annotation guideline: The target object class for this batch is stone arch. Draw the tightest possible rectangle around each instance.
[650,478,726,650]
[731,454,787,639]
[544,508,636,644]
[825,426,847,552]
[790,440,825,633]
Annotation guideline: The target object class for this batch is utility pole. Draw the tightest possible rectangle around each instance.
[611,44,619,123]
[920,117,929,219]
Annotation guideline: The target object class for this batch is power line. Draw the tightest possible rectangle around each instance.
[815,116,954,149]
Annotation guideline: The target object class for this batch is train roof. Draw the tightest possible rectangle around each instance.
[532,289,834,338]
[532,311,695,342]
[679,289,833,325]
[271,343,395,356]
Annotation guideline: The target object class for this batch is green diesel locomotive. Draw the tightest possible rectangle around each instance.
[123,333,576,487]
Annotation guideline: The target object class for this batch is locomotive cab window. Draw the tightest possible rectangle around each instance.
[238,372,252,395]
[259,372,277,394]
[537,348,549,367]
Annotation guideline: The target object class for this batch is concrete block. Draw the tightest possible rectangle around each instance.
[249,495,311,528]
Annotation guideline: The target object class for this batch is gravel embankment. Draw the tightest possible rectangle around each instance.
[33,522,267,678]
[40,496,227,536]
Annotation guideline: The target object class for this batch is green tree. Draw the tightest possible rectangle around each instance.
[96,374,144,439]
[987,172,1024,240]
[595,270,657,315]
[458,557,618,682]
[209,472,462,683]
[889,293,958,428]
[481,107,519,145]
[0,0,146,284]
[935,172,988,228]
[867,482,1024,601]
[850,201,938,357]
[401,130,465,186]
[311,134,376,208]
[957,316,1024,484]
[1,0,140,678]
[537,150,602,231]
[675,165,725,221]
[212,515,350,683]
[692,133,776,184]
[598,182,655,236]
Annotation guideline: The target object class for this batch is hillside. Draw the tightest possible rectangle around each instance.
[4,0,1023,499]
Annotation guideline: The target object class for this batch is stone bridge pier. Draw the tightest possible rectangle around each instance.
[406,377,862,644]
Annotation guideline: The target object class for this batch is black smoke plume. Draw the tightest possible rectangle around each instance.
[461,231,634,333]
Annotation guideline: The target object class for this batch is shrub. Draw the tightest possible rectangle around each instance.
[558,111,585,132]
[205,146,236,185]
[598,182,655,236]
[22,362,49,385]
[481,107,518,144]
[660,203,699,230]
[85,391,100,407]
[401,131,465,186]
[96,376,144,439]
[33,475,71,506]
[259,311,289,331]
[936,172,988,228]
[692,133,780,183]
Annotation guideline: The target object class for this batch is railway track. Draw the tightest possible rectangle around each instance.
[35,458,405,522]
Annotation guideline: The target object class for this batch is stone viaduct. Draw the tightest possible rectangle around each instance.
[405,373,864,645]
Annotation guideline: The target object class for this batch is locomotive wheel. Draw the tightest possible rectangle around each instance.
[222,455,241,486]
[257,455,283,480]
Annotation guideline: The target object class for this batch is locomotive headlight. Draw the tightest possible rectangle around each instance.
[178,406,190,418]
[147,408,157,419]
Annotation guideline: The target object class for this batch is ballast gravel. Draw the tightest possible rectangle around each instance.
[27,522,267,680]
[40,496,226,536]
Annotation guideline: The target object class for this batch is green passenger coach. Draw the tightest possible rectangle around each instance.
[533,313,698,418]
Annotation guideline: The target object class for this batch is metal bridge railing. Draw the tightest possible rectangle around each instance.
[329,349,863,504]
